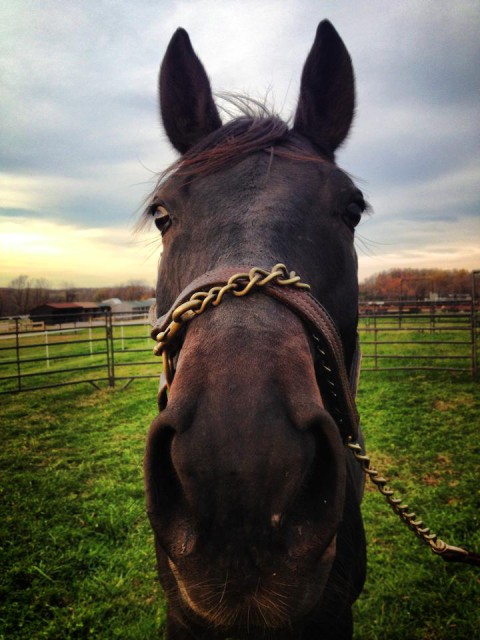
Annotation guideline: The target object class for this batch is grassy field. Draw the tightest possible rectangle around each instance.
[1,369,479,639]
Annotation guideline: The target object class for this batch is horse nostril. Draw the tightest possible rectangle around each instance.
[145,417,197,559]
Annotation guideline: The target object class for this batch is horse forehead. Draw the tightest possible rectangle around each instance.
[185,158,347,230]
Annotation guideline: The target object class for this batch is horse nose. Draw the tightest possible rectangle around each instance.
[145,397,346,563]
[145,297,347,560]
[167,399,317,518]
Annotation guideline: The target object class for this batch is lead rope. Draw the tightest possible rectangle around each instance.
[151,264,480,567]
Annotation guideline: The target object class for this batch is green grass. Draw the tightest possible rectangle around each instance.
[1,372,479,639]
[353,371,480,639]
[1,381,165,639]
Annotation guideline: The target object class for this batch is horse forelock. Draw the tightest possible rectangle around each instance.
[139,97,333,228]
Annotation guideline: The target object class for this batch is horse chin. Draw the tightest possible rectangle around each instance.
[166,536,337,631]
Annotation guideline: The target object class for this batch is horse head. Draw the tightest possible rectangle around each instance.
[144,20,366,639]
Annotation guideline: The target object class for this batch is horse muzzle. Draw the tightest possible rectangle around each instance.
[144,297,348,627]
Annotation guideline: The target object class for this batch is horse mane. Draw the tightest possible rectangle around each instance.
[139,96,330,227]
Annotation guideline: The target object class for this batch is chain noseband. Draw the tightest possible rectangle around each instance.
[151,264,360,442]
[150,264,480,567]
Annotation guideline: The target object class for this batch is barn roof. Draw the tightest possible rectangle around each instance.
[41,303,83,309]
[30,302,99,310]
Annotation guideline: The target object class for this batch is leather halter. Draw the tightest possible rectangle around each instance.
[151,265,360,442]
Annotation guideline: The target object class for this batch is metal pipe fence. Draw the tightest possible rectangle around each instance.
[0,301,478,395]
[357,305,477,374]
[0,311,159,395]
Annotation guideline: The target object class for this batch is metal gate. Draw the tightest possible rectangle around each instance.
[0,311,159,395]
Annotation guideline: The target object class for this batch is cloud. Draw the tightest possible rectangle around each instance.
[0,0,478,287]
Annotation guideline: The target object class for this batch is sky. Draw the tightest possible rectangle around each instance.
[1,0,479,288]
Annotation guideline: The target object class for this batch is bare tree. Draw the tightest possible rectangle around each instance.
[30,278,51,308]
[8,275,32,315]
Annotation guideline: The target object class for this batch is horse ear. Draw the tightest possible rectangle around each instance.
[159,28,222,154]
[293,20,355,157]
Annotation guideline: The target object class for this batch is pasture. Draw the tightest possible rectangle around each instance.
[1,369,479,639]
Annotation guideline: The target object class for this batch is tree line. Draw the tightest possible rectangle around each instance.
[1,268,475,316]
[0,275,155,317]
[359,268,473,300]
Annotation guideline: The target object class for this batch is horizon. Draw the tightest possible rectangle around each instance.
[2,265,476,292]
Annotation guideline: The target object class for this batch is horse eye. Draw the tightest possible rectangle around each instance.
[343,201,363,232]
[150,204,172,235]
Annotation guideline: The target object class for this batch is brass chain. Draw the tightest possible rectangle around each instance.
[347,441,474,562]
[153,263,310,367]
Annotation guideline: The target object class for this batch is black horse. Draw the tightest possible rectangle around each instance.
[144,20,367,640]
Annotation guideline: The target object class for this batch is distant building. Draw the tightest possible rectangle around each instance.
[75,302,101,313]
[111,299,156,319]
[29,302,100,325]
[101,298,122,309]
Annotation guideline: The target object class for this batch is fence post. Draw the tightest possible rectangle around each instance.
[104,311,115,387]
[89,318,93,357]
[472,271,479,377]
[108,312,115,387]
[373,308,378,370]
[45,329,50,369]
[104,312,110,385]
[14,317,21,391]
